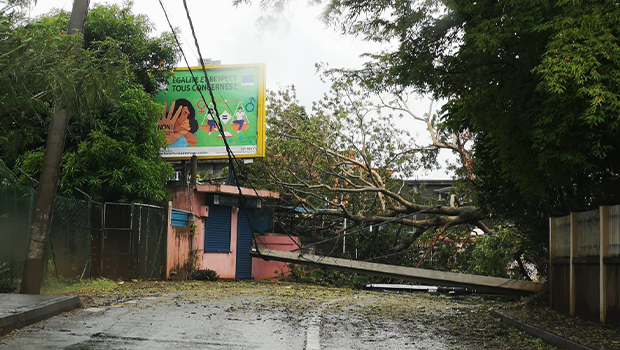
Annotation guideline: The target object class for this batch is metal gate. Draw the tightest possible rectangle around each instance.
[90,203,166,280]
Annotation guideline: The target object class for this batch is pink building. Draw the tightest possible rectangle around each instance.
[164,184,299,280]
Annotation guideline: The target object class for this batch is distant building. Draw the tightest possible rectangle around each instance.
[405,179,454,202]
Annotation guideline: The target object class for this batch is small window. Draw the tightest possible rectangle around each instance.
[205,206,232,252]
[171,210,189,227]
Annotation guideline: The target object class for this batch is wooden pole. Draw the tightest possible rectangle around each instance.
[549,217,557,309]
[569,212,579,317]
[20,0,90,295]
[190,154,197,188]
[600,206,610,323]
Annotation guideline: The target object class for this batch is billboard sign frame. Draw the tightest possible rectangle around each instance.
[156,64,266,161]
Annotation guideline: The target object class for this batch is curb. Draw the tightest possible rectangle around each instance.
[0,296,82,336]
[491,310,594,350]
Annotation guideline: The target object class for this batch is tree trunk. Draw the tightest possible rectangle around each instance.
[20,0,89,294]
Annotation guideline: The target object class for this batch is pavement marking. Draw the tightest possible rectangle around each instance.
[83,307,105,313]
[305,298,345,350]
[305,314,321,350]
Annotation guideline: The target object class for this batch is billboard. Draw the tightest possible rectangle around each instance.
[155,64,266,160]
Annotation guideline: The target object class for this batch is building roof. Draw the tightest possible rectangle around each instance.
[194,184,280,199]
[405,179,454,186]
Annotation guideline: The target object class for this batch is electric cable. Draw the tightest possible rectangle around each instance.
[159,0,300,259]
[180,0,293,256]
[158,1,446,270]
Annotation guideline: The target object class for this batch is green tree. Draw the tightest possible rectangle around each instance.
[235,0,620,277]
[321,0,620,209]
[298,0,619,272]
[0,3,177,202]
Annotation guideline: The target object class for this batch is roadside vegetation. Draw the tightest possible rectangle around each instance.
[0,2,177,203]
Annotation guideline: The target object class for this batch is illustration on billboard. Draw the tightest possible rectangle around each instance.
[156,64,265,160]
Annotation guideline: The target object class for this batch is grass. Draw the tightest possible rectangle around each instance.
[41,277,118,295]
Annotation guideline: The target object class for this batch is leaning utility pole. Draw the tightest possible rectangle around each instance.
[20,0,90,295]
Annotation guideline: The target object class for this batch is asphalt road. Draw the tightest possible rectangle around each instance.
[0,281,552,349]
[3,294,305,349]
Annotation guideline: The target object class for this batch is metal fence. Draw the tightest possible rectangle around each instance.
[0,184,34,291]
[89,202,166,280]
[0,183,167,291]
[48,195,92,279]
[133,204,166,279]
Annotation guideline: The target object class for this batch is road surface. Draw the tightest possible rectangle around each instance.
[0,281,552,349]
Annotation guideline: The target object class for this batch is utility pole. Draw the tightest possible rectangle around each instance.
[20,0,90,295]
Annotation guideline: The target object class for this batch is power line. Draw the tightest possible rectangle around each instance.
[179,0,296,255]
[363,247,420,262]
[158,1,441,265]
[158,0,303,255]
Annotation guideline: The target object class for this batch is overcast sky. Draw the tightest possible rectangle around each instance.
[28,0,452,179]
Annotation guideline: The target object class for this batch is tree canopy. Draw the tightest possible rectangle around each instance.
[0,3,177,202]
[322,0,620,214]
[235,0,620,274]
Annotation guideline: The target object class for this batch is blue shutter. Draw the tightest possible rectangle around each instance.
[205,206,231,252]
[236,209,253,279]
[171,210,189,226]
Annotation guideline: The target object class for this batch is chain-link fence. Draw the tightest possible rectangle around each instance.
[0,182,168,291]
[48,195,92,279]
[90,203,166,280]
[132,204,166,279]
[0,184,35,292]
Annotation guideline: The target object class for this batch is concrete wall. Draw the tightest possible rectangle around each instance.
[165,187,205,280]
[252,235,300,280]
[166,225,192,280]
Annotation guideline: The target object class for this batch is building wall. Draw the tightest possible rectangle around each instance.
[166,185,287,281]
[166,187,206,280]
[166,224,192,280]
[252,235,300,280]
[200,208,238,279]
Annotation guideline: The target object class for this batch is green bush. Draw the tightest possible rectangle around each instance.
[283,264,375,288]
[191,269,219,281]
[0,262,18,293]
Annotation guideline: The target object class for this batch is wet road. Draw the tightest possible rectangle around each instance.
[0,281,550,349]
[1,294,306,349]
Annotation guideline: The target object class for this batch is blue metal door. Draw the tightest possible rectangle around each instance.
[235,209,253,279]
[205,206,231,253]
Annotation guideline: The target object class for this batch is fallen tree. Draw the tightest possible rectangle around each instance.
[246,81,488,257]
